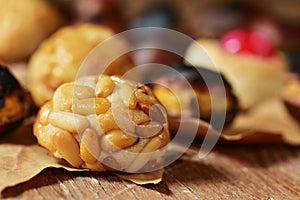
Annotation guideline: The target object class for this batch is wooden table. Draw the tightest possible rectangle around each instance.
[1,142,299,199]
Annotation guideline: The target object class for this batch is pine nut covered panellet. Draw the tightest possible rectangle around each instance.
[34,75,170,173]
[28,23,134,106]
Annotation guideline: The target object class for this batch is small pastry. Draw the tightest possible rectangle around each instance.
[28,23,134,106]
[152,64,238,125]
[281,74,300,124]
[0,65,35,135]
[0,0,67,62]
[186,28,289,109]
[34,74,170,172]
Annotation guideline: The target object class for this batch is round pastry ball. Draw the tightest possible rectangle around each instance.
[28,23,133,106]
[0,0,67,62]
[185,37,289,109]
[34,74,170,172]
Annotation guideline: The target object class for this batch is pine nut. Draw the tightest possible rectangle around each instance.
[48,111,89,134]
[53,130,83,167]
[80,128,100,164]
[73,85,95,99]
[158,129,171,147]
[52,83,73,111]
[102,139,149,170]
[39,101,53,125]
[95,75,114,98]
[118,82,137,109]
[100,129,138,152]
[140,137,162,153]
[135,121,163,138]
[126,137,161,172]
[34,123,61,152]
[72,98,110,115]
[129,109,150,124]
[76,76,98,89]
[96,109,118,133]
[134,89,156,105]
[86,114,104,136]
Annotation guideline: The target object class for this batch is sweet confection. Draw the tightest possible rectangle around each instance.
[34,74,170,172]
[0,0,67,62]
[28,23,133,106]
[186,29,289,109]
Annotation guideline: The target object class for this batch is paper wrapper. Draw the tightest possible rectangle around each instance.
[115,169,164,185]
[222,98,300,145]
[0,123,164,194]
[170,97,300,145]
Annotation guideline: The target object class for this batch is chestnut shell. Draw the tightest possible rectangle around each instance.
[282,74,300,124]
[0,65,36,135]
[152,64,239,126]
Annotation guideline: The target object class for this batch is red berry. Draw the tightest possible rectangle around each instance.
[220,29,276,57]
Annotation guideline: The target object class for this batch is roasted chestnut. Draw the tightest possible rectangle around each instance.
[152,64,239,126]
[0,65,35,135]
[282,74,300,124]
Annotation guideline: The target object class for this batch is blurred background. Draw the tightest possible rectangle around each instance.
[63,0,300,73]
[0,0,298,74]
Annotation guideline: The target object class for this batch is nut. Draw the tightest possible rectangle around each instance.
[80,128,100,164]
[39,101,52,125]
[129,109,150,124]
[95,75,114,98]
[126,137,162,172]
[135,121,163,138]
[100,129,138,152]
[76,76,98,89]
[53,130,83,168]
[48,111,89,134]
[34,123,61,153]
[72,98,111,115]
[118,82,137,109]
[102,138,149,170]
[134,89,156,105]
[52,83,73,111]
[96,109,118,133]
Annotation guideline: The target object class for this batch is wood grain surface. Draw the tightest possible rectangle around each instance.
[1,142,299,199]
